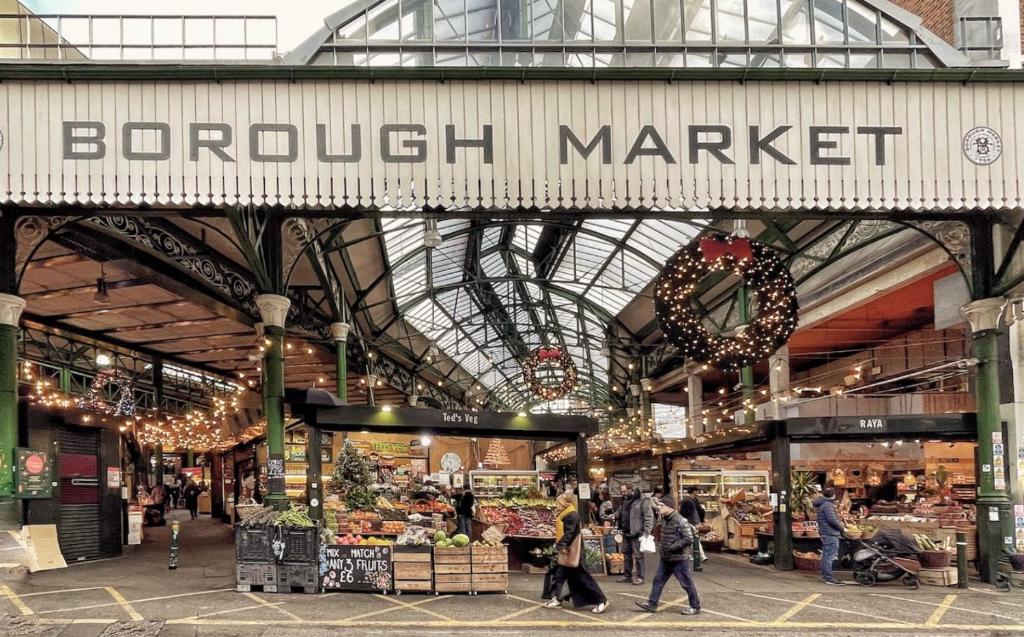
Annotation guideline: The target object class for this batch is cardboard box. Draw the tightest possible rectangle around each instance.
[22,525,66,573]
[918,566,958,586]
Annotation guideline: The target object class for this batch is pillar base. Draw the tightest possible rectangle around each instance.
[975,495,1014,584]
[263,494,290,512]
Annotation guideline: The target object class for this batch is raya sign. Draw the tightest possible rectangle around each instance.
[0,80,1019,211]
[15,448,52,499]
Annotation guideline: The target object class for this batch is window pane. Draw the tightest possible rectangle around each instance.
[565,0,595,41]
[812,0,845,44]
[881,51,911,67]
[748,0,779,43]
[686,51,714,66]
[402,0,434,40]
[720,51,749,66]
[531,0,562,40]
[467,0,498,40]
[684,0,713,42]
[749,51,782,67]
[846,0,877,43]
[848,51,878,67]
[336,13,366,41]
[434,0,467,40]
[716,0,746,42]
[368,1,401,40]
[623,0,653,41]
[625,50,654,65]
[591,0,619,40]
[815,51,845,66]
[880,16,909,43]
[784,52,812,66]
[915,51,938,68]
[653,0,683,42]
[779,0,811,44]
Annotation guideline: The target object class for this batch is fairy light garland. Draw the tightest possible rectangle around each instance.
[78,367,136,417]
[653,234,799,370]
[522,346,578,401]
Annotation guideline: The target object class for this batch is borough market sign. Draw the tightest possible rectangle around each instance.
[0,79,1019,211]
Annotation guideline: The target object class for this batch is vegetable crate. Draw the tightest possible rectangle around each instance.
[280,524,320,564]
[434,547,472,594]
[918,567,957,587]
[235,526,273,564]
[236,563,278,593]
[472,546,508,594]
[274,563,320,594]
[394,546,433,594]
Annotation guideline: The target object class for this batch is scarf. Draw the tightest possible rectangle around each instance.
[555,504,576,543]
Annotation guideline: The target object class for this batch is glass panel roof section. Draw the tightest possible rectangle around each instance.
[299,0,964,68]
[378,217,702,409]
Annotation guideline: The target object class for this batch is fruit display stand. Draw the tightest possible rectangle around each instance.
[433,547,473,593]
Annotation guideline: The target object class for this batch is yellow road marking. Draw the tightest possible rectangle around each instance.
[7,530,20,542]
[0,562,20,567]
[743,591,912,625]
[105,587,142,621]
[19,586,106,598]
[616,591,752,623]
[870,593,1021,622]
[186,601,286,620]
[343,594,448,622]
[375,593,455,621]
[243,592,303,622]
[35,588,236,615]
[32,618,120,625]
[506,593,609,624]
[925,594,958,626]
[0,584,33,615]
[491,601,548,623]
[773,593,820,623]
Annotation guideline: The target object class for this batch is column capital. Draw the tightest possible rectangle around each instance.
[255,294,290,329]
[683,360,707,375]
[961,297,1006,334]
[330,321,350,342]
[0,293,26,327]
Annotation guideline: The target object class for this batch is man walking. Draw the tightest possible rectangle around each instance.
[634,495,700,615]
[616,485,654,585]
[814,487,847,585]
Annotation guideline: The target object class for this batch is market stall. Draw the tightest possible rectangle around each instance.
[659,413,980,578]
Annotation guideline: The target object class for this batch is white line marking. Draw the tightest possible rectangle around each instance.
[870,593,1022,622]
[743,591,912,624]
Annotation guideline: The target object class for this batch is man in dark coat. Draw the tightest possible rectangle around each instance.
[814,487,847,585]
[634,495,701,615]
[616,486,654,585]
[679,487,706,571]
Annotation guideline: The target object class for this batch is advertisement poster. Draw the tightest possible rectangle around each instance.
[107,467,121,490]
[15,448,52,499]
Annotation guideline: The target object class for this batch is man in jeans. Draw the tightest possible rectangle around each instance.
[616,485,654,585]
[634,495,700,615]
[814,487,847,585]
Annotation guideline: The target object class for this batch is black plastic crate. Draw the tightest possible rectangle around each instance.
[236,563,277,592]
[235,525,273,564]
[273,563,319,594]
[280,524,320,564]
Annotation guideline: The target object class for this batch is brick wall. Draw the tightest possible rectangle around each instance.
[892,0,956,44]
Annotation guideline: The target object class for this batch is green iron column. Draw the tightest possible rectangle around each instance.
[737,285,755,425]
[0,294,26,505]
[330,322,349,402]
[962,297,1014,583]
[256,294,291,511]
[185,449,194,467]
[154,443,164,488]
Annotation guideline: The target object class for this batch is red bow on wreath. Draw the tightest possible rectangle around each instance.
[537,347,562,361]
[699,238,753,262]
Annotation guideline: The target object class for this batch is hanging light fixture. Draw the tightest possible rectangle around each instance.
[94,262,111,305]
[423,218,442,248]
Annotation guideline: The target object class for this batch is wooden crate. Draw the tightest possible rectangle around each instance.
[393,551,432,563]
[471,561,508,574]
[394,562,433,580]
[435,562,473,574]
[918,566,958,587]
[434,547,472,563]
[472,573,508,593]
[394,579,433,592]
[435,573,472,593]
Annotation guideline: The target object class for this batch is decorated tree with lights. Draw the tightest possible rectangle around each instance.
[330,440,376,511]
[483,438,511,467]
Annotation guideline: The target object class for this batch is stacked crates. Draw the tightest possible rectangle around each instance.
[471,545,508,594]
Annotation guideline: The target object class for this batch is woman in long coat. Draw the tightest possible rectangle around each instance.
[543,493,609,614]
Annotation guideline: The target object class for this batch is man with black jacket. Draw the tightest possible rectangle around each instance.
[679,487,706,571]
[615,486,654,585]
[634,495,701,615]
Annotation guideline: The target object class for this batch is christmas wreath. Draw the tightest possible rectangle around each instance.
[653,235,798,370]
[77,367,136,417]
[522,347,578,400]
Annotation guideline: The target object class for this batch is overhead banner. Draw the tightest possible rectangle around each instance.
[0,79,1020,211]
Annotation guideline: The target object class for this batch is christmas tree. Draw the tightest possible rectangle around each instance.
[483,438,511,467]
[330,440,376,511]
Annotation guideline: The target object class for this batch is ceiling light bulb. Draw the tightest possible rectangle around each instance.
[96,353,112,367]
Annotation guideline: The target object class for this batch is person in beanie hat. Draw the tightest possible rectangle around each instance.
[634,495,701,615]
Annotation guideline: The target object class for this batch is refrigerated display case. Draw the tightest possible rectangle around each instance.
[469,470,540,497]
[677,470,723,515]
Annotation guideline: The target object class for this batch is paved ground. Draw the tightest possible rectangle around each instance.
[1,510,1023,636]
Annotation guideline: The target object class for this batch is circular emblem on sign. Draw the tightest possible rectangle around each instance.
[440,452,462,474]
[963,127,1002,165]
[25,454,43,474]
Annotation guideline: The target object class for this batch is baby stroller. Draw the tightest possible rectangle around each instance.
[851,529,920,589]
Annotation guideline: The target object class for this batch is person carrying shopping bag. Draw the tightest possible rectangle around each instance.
[634,495,701,616]
[543,493,609,614]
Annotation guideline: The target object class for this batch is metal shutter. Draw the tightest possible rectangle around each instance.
[57,428,101,562]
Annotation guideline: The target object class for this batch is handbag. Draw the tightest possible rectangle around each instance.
[639,534,656,553]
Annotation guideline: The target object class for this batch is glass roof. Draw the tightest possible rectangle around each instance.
[378,217,703,409]
[294,0,962,68]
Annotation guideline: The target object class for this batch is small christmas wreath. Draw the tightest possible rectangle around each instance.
[78,367,136,417]
[522,347,578,400]
[653,235,798,370]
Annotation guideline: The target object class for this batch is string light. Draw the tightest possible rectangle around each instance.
[653,233,798,371]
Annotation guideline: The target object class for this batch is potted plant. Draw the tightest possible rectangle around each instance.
[790,471,818,527]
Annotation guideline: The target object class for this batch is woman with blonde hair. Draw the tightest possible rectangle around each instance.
[543,492,608,613]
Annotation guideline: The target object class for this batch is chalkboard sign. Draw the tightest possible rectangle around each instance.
[320,545,393,591]
[581,536,606,575]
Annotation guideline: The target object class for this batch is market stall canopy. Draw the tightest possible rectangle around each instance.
[287,388,599,440]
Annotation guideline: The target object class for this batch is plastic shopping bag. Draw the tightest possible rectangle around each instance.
[639,534,656,553]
